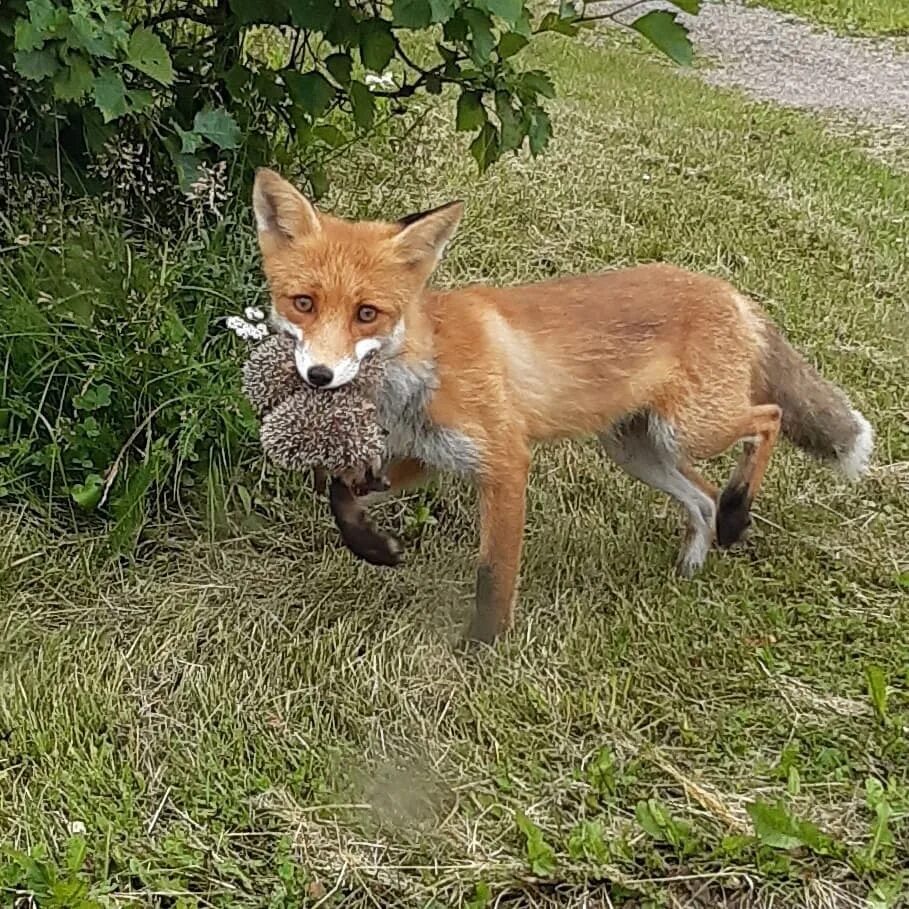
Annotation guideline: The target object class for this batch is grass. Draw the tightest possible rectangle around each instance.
[2,27,909,909]
[747,0,909,35]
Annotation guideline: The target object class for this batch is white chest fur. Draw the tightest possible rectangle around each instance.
[376,358,479,476]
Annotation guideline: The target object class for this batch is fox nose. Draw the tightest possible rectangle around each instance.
[307,365,334,387]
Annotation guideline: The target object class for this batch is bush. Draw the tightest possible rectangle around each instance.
[0,205,261,550]
[0,0,696,200]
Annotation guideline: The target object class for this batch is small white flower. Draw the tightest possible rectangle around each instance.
[226,315,269,341]
[365,72,395,89]
[69,820,86,835]
[245,306,265,322]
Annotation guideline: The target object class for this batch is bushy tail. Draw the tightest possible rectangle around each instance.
[755,322,873,480]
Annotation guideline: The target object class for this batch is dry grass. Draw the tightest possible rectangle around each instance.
[1,30,908,909]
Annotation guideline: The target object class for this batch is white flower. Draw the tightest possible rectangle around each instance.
[245,306,265,322]
[69,820,86,835]
[226,315,269,341]
[365,72,396,89]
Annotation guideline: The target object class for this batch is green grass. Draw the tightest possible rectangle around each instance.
[747,0,909,35]
[3,30,909,909]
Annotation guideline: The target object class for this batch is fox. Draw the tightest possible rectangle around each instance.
[251,168,874,644]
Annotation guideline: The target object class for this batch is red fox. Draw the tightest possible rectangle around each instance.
[252,168,874,644]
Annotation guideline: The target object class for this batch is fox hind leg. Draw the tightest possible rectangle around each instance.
[716,404,782,548]
[601,414,717,576]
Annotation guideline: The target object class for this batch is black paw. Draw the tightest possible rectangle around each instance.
[716,482,752,548]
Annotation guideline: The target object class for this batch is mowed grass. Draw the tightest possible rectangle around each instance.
[748,0,909,34]
[2,32,909,909]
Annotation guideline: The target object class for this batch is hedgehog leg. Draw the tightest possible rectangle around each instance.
[328,478,402,567]
[312,466,329,496]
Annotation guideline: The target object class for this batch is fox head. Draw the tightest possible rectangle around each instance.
[252,168,463,388]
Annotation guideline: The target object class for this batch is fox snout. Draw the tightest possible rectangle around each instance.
[292,335,381,389]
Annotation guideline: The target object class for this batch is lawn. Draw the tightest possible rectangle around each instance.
[2,26,909,909]
[748,0,909,34]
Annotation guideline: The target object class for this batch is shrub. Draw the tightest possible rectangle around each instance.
[0,205,261,549]
[0,0,697,199]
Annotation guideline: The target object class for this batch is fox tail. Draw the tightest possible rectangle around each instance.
[755,321,873,479]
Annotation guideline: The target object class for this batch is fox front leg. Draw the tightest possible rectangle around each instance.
[467,450,530,644]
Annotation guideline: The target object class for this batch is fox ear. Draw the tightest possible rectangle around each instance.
[252,168,321,243]
[393,201,464,276]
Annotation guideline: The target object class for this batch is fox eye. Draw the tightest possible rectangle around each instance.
[357,305,378,323]
[292,295,314,313]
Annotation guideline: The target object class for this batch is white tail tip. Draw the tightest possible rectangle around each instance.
[837,410,873,480]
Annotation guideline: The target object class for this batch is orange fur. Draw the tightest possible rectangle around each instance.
[252,170,872,644]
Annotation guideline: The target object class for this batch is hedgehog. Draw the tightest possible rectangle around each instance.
[241,333,402,566]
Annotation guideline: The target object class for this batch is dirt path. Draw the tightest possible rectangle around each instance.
[599,1,909,162]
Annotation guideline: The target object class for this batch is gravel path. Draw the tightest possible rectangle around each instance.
[597,1,909,148]
[686,2,909,129]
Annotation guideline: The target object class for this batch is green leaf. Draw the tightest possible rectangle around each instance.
[429,0,455,23]
[786,765,801,796]
[515,811,556,877]
[93,68,128,122]
[171,151,201,193]
[466,882,492,909]
[128,89,155,112]
[350,80,376,130]
[635,799,667,840]
[14,47,58,81]
[536,11,580,36]
[231,0,290,25]
[14,18,44,52]
[568,819,608,863]
[224,63,252,98]
[127,27,174,85]
[287,0,334,30]
[462,9,495,64]
[359,19,395,72]
[326,52,353,86]
[631,10,693,66]
[393,0,432,29]
[53,55,93,101]
[254,70,285,104]
[495,91,522,151]
[25,0,69,38]
[176,126,203,154]
[314,124,347,147]
[71,474,103,510]
[82,107,113,155]
[308,165,329,200]
[746,801,828,852]
[527,108,549,155]
[519,70,555,99]
[866,665,889,722]
[587,746,617,796]
[65,835,87,873]
[469,121,500,172]
[498,32,528,58]
[487,0,523,25]
[456,90,486,131]
[285,71,336,118]
[69,10,128,57]
[193,108,241,149]
[668,0,700,13]
[326,4,358,47]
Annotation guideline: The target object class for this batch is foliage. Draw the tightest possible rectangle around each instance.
[0,838,105,909]
[0,206,260,550]
[0,0,698,200]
